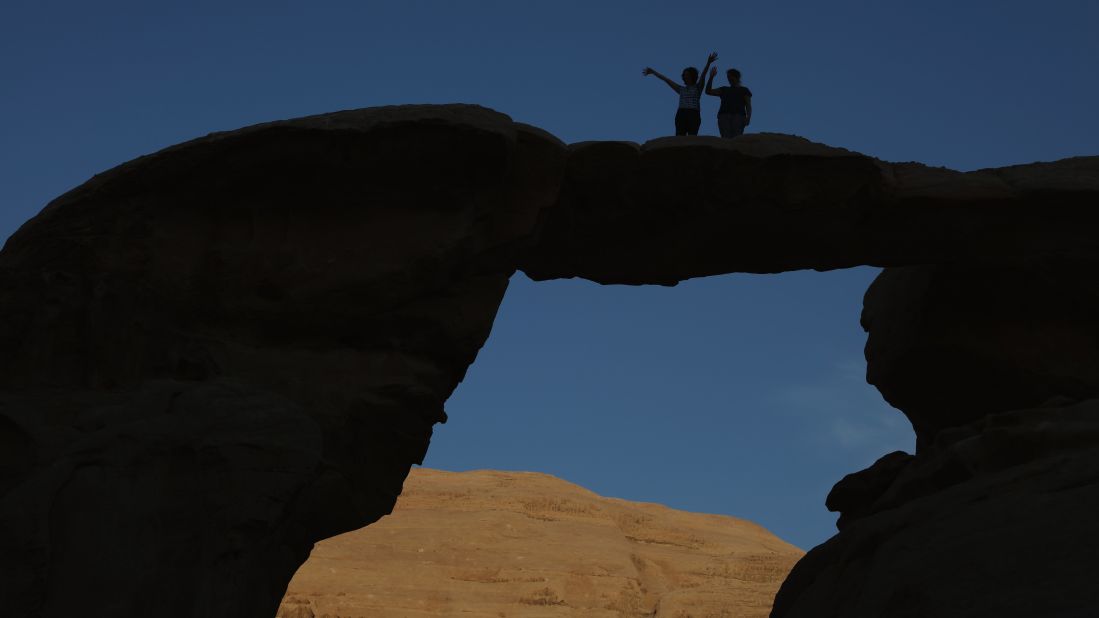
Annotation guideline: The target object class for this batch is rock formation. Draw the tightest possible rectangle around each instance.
[772,401,1099,617]
[1,103,1097,617]
[520,137,1099,284]
[276,468,802,617]
[0,105,565,617]
[862,259,1099,448]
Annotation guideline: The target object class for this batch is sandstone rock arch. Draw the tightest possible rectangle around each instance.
[1,105,1097,617]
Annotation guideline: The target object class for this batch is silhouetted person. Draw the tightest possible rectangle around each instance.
[706,67,752,138]
[643,52,718,136]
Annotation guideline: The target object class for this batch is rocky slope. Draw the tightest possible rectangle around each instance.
[277,468,802,618]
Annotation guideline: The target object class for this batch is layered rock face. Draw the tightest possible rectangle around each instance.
[277,468,802,618]
[2,103,1098,617]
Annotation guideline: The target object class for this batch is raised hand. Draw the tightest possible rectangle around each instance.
[710,66,717,78]
[642,67,654,76]
[708,51,718,63]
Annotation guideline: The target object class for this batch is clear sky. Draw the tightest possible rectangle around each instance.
[3,1,1097,550]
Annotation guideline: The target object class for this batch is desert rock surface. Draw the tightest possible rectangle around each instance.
[278,468,802,618]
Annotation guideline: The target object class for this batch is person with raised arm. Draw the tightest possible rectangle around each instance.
[706,66,753,138]
[642,51,718,136]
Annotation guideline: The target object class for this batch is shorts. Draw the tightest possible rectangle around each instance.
[674,108,702,136]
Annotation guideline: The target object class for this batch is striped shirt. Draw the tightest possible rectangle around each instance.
[673,83,703,110]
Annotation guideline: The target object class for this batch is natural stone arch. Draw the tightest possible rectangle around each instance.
[1,105,1097,617]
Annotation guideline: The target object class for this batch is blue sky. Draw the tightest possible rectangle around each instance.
[3,1,1097,550]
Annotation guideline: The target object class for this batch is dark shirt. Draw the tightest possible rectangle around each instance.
[715,85,752,116]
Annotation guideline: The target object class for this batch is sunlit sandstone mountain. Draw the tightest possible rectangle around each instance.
[277,469,802,618]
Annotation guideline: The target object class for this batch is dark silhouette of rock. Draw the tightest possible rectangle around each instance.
[825,450,913,530]
[772,400,1099,617]
[1,103,1098,617]
[521,136,1099,285]
[863,258,1099,449]
[0,105,565,618]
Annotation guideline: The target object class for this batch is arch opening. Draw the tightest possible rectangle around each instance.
[428,268,914,550]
